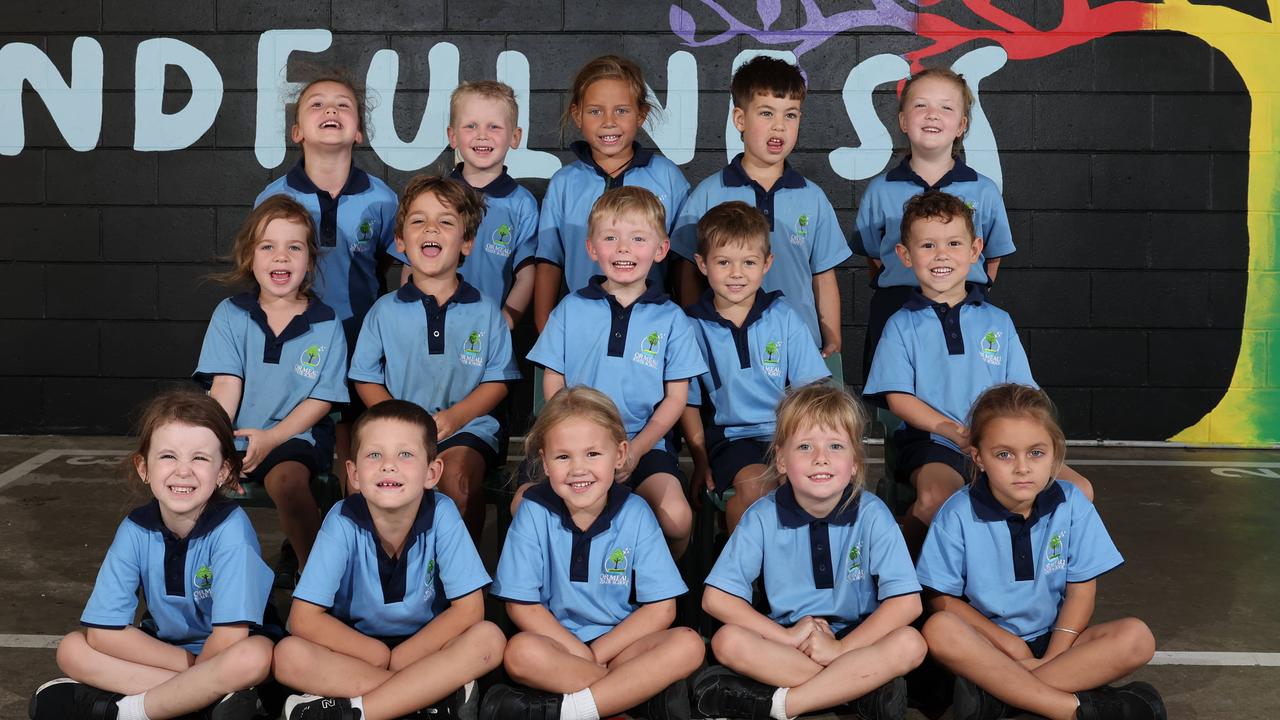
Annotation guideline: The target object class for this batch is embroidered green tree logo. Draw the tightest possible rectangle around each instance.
[426,559,436,579]
[465,331,481,353]
[495,223,512,245]
[1048,534,1062,561]
[194,565,213,590]
[848,545,860,571]
[358,219,373,241]
[301,345,321,366]
[764,340,780,364]
[642,332,661,354]
[606,548,627,573]
[797,214,809,234]
[981,331,999,354]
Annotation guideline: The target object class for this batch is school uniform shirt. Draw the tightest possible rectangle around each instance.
[916,477,1124,641]
[256,162,406,344]
[863,285,1034,453]
[491,483,687,643]
[294,492,490,638]
[80,501,273,654]
[685,289,830,445]
[534,141,690,293]
[670,155,852,346]
[349,279,521,452]
[527,278,708,451]
[195,294,350,451]
[449,165,540,304]
[705,484,919,635]
[852,156,1014,289]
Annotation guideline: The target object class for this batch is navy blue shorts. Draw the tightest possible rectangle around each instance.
[240,438,320,485]
[894,430,976,486]
[627,448,684,491]
[709,438,772,494]
[1026,632,1051,659]
[438,432,500,473]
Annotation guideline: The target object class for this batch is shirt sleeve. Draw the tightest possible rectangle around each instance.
[380,192,408,264]
[851,178,886,258]
[80,520,144,629]
[687,373,706,407]
[481,304,522,383]
[293,507,354,609]
[348,303,388,384]
[704,506,765,603]
[490,503,548,604]
[511,190,541,269]
[863,497,921,600]
[1064,485,1124,583]
[526,302,568,373]
[432,495,492,600]
[863,313,916,402]
[978,184,1014,260]
[311,321,351,403]
[195,301,246,381]
[534,175,566,267]
[915,502,968,596]
[1003,322,1036,388]
[669,183,707,263]
[631,500,687,603]
[663,310,709,381]
[808,193,852,274]
[209,510,273,626]
[784,305,832,386]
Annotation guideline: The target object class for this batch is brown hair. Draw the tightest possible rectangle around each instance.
[696,201,771,258]
[350,399,439,461]
[129,388,241,493]
[561,55,653,133]
[216,194,319,297]
[587,186,668,240]
[899,67,973,158]
[395,174,487,242]
[525,386,627,484]
[967,384,1067,480]
[289,66,371,140]
[450,80,519,129]
[731,56,807,109]
[899,190,976,248]
[763,383,868,504]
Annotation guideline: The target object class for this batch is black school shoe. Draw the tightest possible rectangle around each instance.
[1076,682,1167,720]
[29,679,122,720]
[689,666,773,720]
[852,677,908,720]
[478,684,560,720]
[628,679,691,720]
[284,694,362,720]
[951,676,1009,720]
[395,681,478,719]
[206,688,264,720]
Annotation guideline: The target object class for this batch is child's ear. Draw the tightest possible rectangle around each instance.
[761,253,775,274]
[424,457,444,490]
[133,454,147,484]
[732,106,747,134]
[510,127,524,149]
[970,236,984,262]
[345,459,360,492]
[653,236,670,263]
[694,253,709,276]
[290,123,305,145]
[894,242,912,268]
[615,440,629,470]
[446,125,458,149]
[570,104,583,130]
[461,234,475,257]
[395,234,407,255]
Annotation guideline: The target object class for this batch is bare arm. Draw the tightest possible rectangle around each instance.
[533,263,562,333]
[355,381,394,408]
[812,269,841,358]
[503,264,536,328]
[1040,580,1095,663]
[627,380,687,463]
[590,599,675,666]
[506,601,596,663]
[288,598,392,669]
[435,382,508,441]
[86,626,192,673]
[702,586,815,648]
[193,624,249,665]
[680,406,712,495]
[927,590,1031,661]
[389,589,486,671]
[885,392,969,451]
[542,369,566,403]
[837,593,921,652]
[866,256,883,273]
[207,375,243,424]
[985,257,1001,283]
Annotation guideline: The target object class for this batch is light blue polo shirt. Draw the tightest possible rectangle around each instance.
[491,483,686,643]
[450,164,539,304]
[81,501,273,654]
[534,141,690,293]
[852,156,1014,289]
[686,290,830,445]
[864,285,1034,452]
[916,477,1124,641]
[294,492,491,638]
[706,484,919,635]
[670,155,852,346]
[349,279,521,452]
[527,278,707,451]
[195,294,350,450]
[257,162,406,346]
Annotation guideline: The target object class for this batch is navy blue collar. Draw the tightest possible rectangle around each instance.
[449,163,519,199]
[885,155,978,190]
[395,277,482,306]
[230,292,336,325]
[524,481,631,539]
[128,499,237,541]
[340,491,437,548]
[722,153,806,192]
[902,283,986,312]
[775,483,859,528]
[578,276,669,305]
[570,140,655,177]
[970,475,1067,524]
[284,159,371,197]
[686,288,782,329]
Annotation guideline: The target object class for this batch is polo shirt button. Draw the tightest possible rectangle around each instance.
[819,564,826,571]
[950,333,958,338]
[433,331,440,337]
[614,332,622,338]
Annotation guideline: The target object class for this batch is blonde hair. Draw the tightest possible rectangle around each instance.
[587,186,667,240]
[450,80,519,129]
[524,386,627,484]
[967,384,1067,480]
[561,54,654,133]
[900,67,974,159]
[215,194,318,296]
[764,383,868,502]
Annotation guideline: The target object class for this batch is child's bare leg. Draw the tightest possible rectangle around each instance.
[725,464,772,533]
[504,633,608,693]
[437,446,487,542]
[361,622,506,720]
[273,636,393,698]
[264,460,321,566]
[901,462,964,556]
[923,611,1080,720]
[784,627,925,716]
[1031,618,1155,693]
[1057,464,1095,501]
[588,627,704,716]
[634,473,692,558]
[134,636,273,719]
[56,630,178,695]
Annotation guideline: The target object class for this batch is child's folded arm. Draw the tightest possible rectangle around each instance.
[287,597,392,669]
[925,590,1031,661]
[589,598,676,666]
[388,588,486,671]
[505,601,597,663]
[86,625,193,673]
[1041,579,1096,662]
[627,379,688,462]
[195,624,250,663]
[435,382,507,441]
[702,585,798,647]
[885,392,970,449]
[837,593,921,653]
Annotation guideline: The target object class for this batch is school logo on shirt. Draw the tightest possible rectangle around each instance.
[460,331,484,367]
[979,331,1002,367]
[424,559,437,601]
[295,345,326,380]
[633,331,663,369]
[1044,531,1067,574]
[762,339,782,376]
[846,542,864,582]
[193,565,213,600]
[600,547,631,586]
[485,224,514,257]
[789,214,810,246]
[352,217,377,252]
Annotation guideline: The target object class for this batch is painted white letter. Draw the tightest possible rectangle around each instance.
[366,42,457,172]
[134,38,224,152]
[828,54,909,181]
[255,29,332,168]
[950,46,1008,190]
[644,50,698,165]
[0,37,103,155]
[496,50,562,179]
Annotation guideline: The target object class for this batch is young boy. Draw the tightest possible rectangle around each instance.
[527,186,708,557]
[680,201,831,532]
[275,399,506,720]
[863,191,1091,555]
[446,80,540,328]
[672,56,851,355]
[349,176,521,541]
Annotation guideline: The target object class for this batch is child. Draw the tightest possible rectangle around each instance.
[532,54,690,331]
[447,80,540,327]
[484,386,705,720]
[197,195,349,573]
[853,67,1015,378]
[918,384,1165,720]
[863,191,1091,555]
[672,56,851,355]
[527,186,707,557]
[275,399,506,720]
[349,176,520,541]
[680,201,832,532]
[31,390,274,720]
[692,384,926,720]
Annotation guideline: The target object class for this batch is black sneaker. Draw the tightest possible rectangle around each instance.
[275,540,300,590]
[284,694,362,720]
[689,666,773,720]
[951,676,1008,720]
[635,679,691,720]
[478,684,560,720]
[208,688,264,720]
[29,679,122,720]
[399,681,478,719]
[1076,682,1167,720]
[853,677,907,720]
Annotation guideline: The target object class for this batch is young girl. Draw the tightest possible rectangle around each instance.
[31,390,274,720]
[532,54,690,331]
[485,386,705,720]
[917,384,1165,720]
[694,384,926,720]
[197,195,349,574]
[852,67,1015,379]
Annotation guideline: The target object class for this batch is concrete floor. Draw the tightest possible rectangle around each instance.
[1,436,1277,718]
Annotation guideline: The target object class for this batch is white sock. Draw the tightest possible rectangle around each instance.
[115,693,150,720]
[559,688,599,720]
[770,687,792,720]
[350,696,365,713]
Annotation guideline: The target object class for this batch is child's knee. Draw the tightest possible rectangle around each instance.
[709,624,751,661]
[669,626,706,664]
[272,636,309,675]
[912,466,962,516]
[1117,618,1156,664]
[921,611,966,654]
[54,631,89,676]
[264,463,312,496]
[502,634,545,677]
[885,627,928,674]
[471,621,508,660]
[218,636,273,687]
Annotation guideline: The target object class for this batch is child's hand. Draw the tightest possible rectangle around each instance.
[502,307,517,330]
[798,628,843,667]
[938,422,971,452]
[690,461,713,506]
[432,410,458,441]
[785,617,825,647]
[235,428,281,476]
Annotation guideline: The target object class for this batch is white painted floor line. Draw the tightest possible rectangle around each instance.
[0,450,64,491]
[0,634,60,649]
[1067,459,1280,468]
